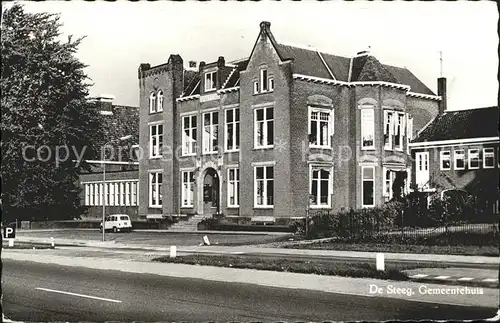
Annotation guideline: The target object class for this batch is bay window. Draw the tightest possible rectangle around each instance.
[362,166,375,207]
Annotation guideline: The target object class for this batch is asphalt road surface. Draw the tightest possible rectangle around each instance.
[2,259,495,322]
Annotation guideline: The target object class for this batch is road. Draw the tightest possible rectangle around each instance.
[2,259,495,322]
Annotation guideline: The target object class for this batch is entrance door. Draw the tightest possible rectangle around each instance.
[203,168,219,215]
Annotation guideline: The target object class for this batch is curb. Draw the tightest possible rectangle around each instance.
[408,274,499,289]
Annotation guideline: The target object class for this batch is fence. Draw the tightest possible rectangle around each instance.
[304,209,499,246]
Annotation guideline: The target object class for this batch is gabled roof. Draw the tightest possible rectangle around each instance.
[412,106,499,143]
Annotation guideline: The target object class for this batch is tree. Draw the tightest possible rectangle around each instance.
[1,4,104,222]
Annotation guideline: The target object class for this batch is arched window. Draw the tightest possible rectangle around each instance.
[149,92,157,113]
[157,90,163,112]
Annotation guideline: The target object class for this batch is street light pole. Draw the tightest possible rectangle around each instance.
[101,135,132,242]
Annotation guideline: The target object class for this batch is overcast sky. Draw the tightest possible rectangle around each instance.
[11,1,499,110]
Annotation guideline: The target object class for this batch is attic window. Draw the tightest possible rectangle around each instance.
[205,71,216,91]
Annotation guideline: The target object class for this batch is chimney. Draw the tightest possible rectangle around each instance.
[198,61,205,73]
[188,61,197,71]
[94,94,114,115]
[260,21,271,41]
[437,77,447,114]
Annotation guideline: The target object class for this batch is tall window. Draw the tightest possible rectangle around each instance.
[454,150,465,170]
[261,69,268,92]
[109,183,115,206]
[394,113,405,150]
[99,183,103,206]
[94,184,99,206]
[440,150,451,170]
[255,165,274,207]
[269,77,274,91]
[483,148,495,168]
[85,184,90,206]
[149,172,162,207]
[310,166,332,207]
[149,92,157,113]
[225,108,240,151]
[89,184,94,206]
[131,182,137,206]
[468,149,480,169]
[203,111,218,154]
[309,107,333,148]
[119,182,125,205]
[227,168,239,207]
[181,171,195,207]
[415,152,429,189]
[125,182,131,206]
[361,109,375,149]
[362,166,375,207]
[114,183,119,206]
[384,110,393,150]
[255,107,274,148]
[157,90,163,112]
[149,123,163,158]
[105,183,110,206]
[204,71,216,91]
[182,115,197,155]
[406,115,414,154]
[383,168,395,199]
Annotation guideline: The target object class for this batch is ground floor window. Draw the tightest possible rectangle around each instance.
[362,166,375,207]
[84,180,138,207]
[227,168,239,207]
[149,172,163,207]
[181,170,195,207]
[254,165,274,207]
[309,165,332,207]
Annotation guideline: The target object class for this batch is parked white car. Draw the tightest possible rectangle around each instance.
[100,214,132,233]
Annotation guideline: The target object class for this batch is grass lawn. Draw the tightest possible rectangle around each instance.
[152,254,435,281]
[283,241,499,257]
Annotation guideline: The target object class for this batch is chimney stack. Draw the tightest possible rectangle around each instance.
[437,77,447,114]
[94,95,114,115]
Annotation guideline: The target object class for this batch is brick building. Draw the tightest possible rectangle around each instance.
[138,21,444,222]
[409,106,499,217]
[79,95,140,220]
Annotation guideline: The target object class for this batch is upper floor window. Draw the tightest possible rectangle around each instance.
[225,108,240,152]
[203,111,219,154]
[454,149,465,170]
[468,149,480,169]
[308,107,333,148]
[204,71,216,91]
[394,113,405,150]
[384,110,394,150]
[406,115,414,154]
[149,92,157,113]
[440,151,451,170]
[157,90,163,112]
[483,148,495,168]
[361,108,375,149]
[182,115,197,156]
[149,123,163,158]
[254,107,274,148]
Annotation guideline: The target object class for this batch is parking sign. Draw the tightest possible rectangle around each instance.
[3,225,15,239]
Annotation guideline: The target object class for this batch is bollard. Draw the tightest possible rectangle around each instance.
[51,237,55,247]
[169,246,177,258]
[8,239,14,247]
[376,253,385,271]
[203,235,210,246]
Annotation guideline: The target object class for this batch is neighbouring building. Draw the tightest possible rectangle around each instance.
[409,106,499,218]
[138,21,445,223]
[78,95,140,220]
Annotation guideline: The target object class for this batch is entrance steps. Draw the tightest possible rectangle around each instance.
[168,214,211,231]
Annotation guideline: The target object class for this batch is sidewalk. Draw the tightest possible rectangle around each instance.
[17,228,291,235]
[3,249,499,310]
[12,235,500,265]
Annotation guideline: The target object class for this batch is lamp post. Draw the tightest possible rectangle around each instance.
[102,135,132,242]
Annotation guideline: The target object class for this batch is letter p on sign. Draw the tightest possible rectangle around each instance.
[3,226,15,239]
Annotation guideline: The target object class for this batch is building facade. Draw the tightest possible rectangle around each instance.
[78,95,140,220]
[409,106,499,217]
[138,21,444,222]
